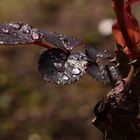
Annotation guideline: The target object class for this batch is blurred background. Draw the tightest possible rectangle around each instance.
[0,0,139,140]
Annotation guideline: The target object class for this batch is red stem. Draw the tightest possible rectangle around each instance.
[113,0,134,52]
[34,41,52,49]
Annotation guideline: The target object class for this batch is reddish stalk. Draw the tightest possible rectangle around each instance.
[113,0,134,52]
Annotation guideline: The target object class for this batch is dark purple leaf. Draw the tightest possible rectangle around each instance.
[86,46,119,85]
[87,62,119,85]
[0,22,42,45]
[87,61,110,84]
[40,31,81,51]
[0,22,82,50]
[86,45,112,62]
[38,48,87,85]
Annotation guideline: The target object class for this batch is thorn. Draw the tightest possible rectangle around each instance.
[115,63,120,68]
[92,117,97,124]
[127,59,137,65]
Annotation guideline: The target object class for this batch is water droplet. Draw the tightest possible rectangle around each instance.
[104,50,111,57]
[101,76,105,80]
[32,33,39,40]
[73,75,77,78]
[62,75,69,81]
[2,28,9,33]
[8,23,14,26]
[96,53,103,59]
[44,75,51,82]
[72,67,81,75]
[24,29,30,34]
[44,76,47,81]
[14,42,18,44]
[21,25,30,34]
[129,90,132,94]
[60,37,71,49]
[60,37,64,41]
[53,62,63,71]
[12,24,20,30]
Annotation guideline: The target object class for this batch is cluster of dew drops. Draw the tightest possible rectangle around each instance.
[0,22,119,86]
[0,22,41,45]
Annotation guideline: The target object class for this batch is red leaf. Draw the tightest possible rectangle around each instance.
[112,0,140,58]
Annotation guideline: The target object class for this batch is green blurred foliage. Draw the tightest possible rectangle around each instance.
[0,0,128,139]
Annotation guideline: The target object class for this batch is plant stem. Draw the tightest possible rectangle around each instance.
[113,0,134,52]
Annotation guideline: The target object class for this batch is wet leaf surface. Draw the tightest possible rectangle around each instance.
[86,46,119,85]
[41,31,81,51]
[38,48,87,85]
[0,23,42,45]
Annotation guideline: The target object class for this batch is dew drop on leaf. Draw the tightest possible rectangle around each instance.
[72,67,81,75]
[2,29,9,33]
[53,62,63,71]
[62,75,69,81]
[32,33,39,40]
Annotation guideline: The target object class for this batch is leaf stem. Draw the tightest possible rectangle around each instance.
[113,0,134,52]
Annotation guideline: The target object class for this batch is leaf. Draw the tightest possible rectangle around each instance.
[38,48,87,85]
[0,22,81,51]
[41,31,81,51]
[0,22,42,45]
[86,45,119,85]
[86,45,112,61]
[112,0,140,58]
[112,13,140,49]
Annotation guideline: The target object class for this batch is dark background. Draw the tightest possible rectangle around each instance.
[0,0,139,140]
